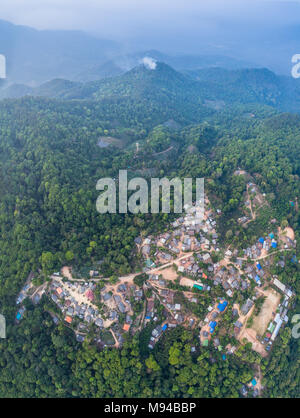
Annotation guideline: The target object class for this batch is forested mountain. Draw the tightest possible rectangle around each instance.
[2,63,300,116]
[186,67,300,112]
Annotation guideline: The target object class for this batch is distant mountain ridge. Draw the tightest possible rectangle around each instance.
[74,50,257,82]
[0,19,260,85]
[0,19,119,84]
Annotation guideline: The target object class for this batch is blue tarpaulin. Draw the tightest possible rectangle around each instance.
[217,301,228,312]
[209,321,217,333]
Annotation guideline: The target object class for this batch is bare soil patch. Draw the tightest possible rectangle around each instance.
[180,277,195,288]
[160,267,178,282]
[252,289,280,336]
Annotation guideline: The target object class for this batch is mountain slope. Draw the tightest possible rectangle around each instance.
[2,62,300,115]
[187,67,300,112]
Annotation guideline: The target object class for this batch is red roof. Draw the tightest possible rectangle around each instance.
[65,316,72,324]
[86,289,94,301]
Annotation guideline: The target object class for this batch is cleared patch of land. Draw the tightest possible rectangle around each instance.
[180,277,195,288]
[242,328,267,357]
[252,289,280,336]
[160,267,178,282]
[62,266,73,280]
[285,227,295,241]
[0,314,5,338]
[98,136,124,148]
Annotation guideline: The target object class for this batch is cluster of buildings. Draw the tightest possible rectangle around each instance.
[48,278,144,344]
[139,200,220,270]
[148,323,169,350]
[178,253,211,281]
[242,233,279,260]
[213,264,250,297]
[16,283,31,305]
[101,282,144,333]
[238,215,250,225]
[13,181,297,373]
[146,278,189,325]
[200,300,228,346]
[16,306,26,323]
[50,280,104,327]
[241,377,260,398]
[233,299,254,337]
[15,276,45,323]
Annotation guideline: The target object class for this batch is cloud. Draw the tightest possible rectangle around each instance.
[141,57,157,70]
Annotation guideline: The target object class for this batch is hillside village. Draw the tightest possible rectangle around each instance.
[15,173,297,396]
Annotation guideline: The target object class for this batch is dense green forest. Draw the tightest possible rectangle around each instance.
[0,64,299,398]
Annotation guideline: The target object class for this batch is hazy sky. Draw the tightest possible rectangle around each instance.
[0,1,299,74]
[1,0,300,40]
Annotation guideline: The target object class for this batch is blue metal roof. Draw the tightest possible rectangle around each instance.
[209,321,217,333]
[217,301,228,312]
